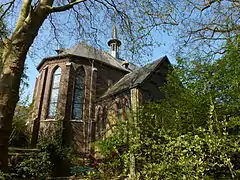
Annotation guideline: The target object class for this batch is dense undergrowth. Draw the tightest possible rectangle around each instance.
[95,38,240,179]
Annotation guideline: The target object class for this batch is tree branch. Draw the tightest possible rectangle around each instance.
[0,0,16,20]
[190,25,239,34]
[46,0,87,13]
[201,0,219,11]
[14,0,33,33]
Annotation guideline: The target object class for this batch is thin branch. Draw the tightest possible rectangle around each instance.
[189,25,239,34]
[48,14,61,47]
[46,0,87,13]
[201,0,219,11]
[0,0,16,20]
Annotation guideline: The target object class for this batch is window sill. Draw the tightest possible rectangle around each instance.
[41,119,83,123]
[69,120,83,123]
[42,119,57,122]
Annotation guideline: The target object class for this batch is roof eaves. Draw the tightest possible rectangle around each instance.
[37,53,130,73]
[37,54,76,70]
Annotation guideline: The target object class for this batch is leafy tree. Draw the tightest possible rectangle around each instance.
[167,0,240,58]
[97,37,240,179]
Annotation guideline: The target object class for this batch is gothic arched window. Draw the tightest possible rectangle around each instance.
[72,68,85,120]
[48,67,61,118]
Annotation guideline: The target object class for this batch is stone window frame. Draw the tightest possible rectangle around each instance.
[71,66,86,121]
[47,65,62,119]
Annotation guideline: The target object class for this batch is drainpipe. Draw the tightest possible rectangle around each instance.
[87,60,97,152]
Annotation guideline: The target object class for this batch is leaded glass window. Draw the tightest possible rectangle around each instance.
[72,69,85,120]
[48,67,61,118]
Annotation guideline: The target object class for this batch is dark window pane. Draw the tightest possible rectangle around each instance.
[72,69,85,120]
[74,90,84,101]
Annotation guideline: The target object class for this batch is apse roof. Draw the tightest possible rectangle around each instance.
[37,43,136,71]
[101,56,170,98]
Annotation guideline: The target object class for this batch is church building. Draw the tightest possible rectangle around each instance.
[30,25,171,152]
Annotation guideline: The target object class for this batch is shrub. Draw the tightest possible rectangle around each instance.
[9,105,31,147]
[10,152,52,179]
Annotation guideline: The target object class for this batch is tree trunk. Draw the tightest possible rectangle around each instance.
[0,3,51,171]
[0,42,24,171]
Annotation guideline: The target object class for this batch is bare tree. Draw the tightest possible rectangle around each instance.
[170,0,240,58]
[0,0,178,171]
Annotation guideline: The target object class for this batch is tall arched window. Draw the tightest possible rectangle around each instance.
[48,67,61,118]
[72,68,85,120]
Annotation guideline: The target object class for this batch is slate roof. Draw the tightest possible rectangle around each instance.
[117,58,139,71]
[101,56,169,98]
[37,43,132,72]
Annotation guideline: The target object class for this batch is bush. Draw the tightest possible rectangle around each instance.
[8,118,77,179]
[9,105,31,147]
[37,119,75,177]
[10,152,52,179]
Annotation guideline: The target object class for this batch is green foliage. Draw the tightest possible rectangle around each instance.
[9,104,31,147]
[0,170,12,180]
[6,119,78,179]
[37,119,74,177]
[95,119,136,178]
[10,152,52,179]
[97,38,240,179]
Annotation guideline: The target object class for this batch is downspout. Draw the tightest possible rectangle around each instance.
[87,60,96,152]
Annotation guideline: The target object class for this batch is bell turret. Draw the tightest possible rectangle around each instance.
[108,24,121,59]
